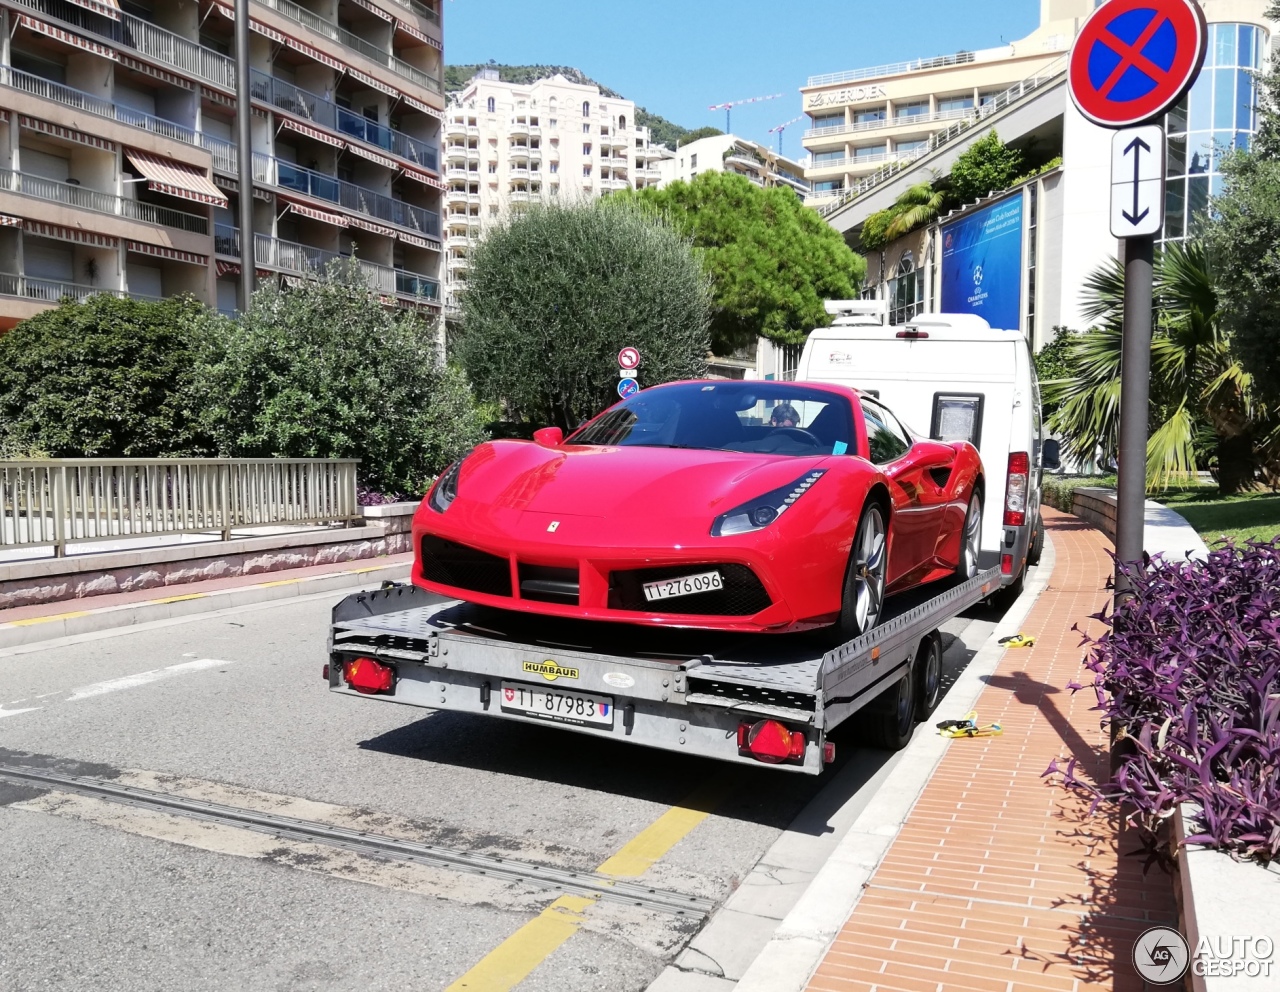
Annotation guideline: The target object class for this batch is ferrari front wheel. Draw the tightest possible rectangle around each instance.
[837,503,887,642]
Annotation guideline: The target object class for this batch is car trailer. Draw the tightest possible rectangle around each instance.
[326,566,1003,774]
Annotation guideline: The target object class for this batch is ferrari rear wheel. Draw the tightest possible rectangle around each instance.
[955,492,982,581]
[837,503,887,641]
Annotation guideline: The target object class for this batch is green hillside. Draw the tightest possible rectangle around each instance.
[444,63,715,149]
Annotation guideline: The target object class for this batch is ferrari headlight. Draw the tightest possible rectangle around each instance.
[428,460,462,513]
[711,470,827,537]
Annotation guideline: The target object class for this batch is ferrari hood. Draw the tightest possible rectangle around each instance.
[455,440,830,522]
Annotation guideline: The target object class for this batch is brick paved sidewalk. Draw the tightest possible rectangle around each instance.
[806,507,1177,992]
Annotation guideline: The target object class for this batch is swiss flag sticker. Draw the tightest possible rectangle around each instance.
[503,688,515,702]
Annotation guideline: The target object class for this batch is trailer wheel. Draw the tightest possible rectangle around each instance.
[862,652,916,751]
[914,631,943,721]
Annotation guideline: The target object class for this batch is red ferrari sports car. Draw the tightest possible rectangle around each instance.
[412,380,984,638]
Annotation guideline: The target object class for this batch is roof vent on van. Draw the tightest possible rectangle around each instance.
[823,300,887,325]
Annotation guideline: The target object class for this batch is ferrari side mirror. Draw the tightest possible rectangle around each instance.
[533,426,564,448]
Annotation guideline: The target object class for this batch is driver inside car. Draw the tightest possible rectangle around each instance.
[769,402,800,429]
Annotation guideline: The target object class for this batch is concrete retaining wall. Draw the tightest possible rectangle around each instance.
[0,503,419,610]
[1070,487,1208,562]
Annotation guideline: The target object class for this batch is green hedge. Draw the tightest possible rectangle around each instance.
[1041,475,1116,512]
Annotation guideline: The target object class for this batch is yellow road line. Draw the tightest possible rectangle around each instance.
[443,778,734,992]
[7,610,91,627]
[150,593,207,604]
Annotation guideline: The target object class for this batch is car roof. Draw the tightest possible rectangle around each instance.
[655,379,864,400]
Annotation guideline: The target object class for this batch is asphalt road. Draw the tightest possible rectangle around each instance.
[0,585,1011,992]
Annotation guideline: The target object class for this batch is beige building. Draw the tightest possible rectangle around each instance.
[801,0,1097,206]
[442,69,671,304]
[656,133,809,195]
[0,0,446,333]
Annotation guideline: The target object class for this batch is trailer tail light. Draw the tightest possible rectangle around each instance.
[737,720,806,764]
[344,656,395,695]
[823,741,836,765]
[322,664,329,681]
[1004,452,1029,526]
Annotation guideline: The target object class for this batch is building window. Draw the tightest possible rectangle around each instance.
[894,100,929,120]
[488,162,497,173]
[548,118,557,128]
[853,145,883,161]
[583,123,590,134]
[550,161,558,173]
[811,112,844,130]
[582,101,590,117]
[813,150,844,165]
[887,252,923,326]
[1162,21,1262,242]
[978,90,1003,107]
[937,96,974,115]
[812,180,844,193]
[487,97,495,113]
[896,139,927,156]
[853,108,886,125]
[583,143,592,155]
[583,165,592,176]
[690,153,698,168]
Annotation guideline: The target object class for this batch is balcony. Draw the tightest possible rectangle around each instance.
[509,190,530,203]
[509,119,530,137]
[256,0,442,93]
[386,0,440,26]
[446,233,469,249]
[269,159,441,238]
[445,187,468,205]
[803,107,975,142]
[0,271,167,305]
[725,152,765,172]
[445,166,470,181]
[0,169,208,234]
[251,71,440,172]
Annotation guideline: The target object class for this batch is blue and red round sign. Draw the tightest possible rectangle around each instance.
[1069,0,1207,129]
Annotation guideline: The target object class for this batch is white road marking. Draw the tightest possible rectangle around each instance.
[65,658,233,703]
[0,707,42,719]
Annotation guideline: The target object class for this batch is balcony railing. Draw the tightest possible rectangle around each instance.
[9,0,236,90]
[269,159,440,237]
[386,0,440,24]
[806,51,977,88]
[0,272,136,305]
[803,107,977,141]
[0,169,208,234]
[250,71,439,172]
[256,0,442,93]
[213,226,439,300]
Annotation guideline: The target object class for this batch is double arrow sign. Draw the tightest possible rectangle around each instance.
[1110,124,1166,239]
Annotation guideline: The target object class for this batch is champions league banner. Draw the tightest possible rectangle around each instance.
[940,194,1024,331]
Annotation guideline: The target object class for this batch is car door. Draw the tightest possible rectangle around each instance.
[861,398,953,588]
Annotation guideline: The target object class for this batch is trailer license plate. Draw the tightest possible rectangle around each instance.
[500,682,614,727]
[642,570,723,603]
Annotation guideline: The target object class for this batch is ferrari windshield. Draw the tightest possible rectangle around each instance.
[569,382,857,457]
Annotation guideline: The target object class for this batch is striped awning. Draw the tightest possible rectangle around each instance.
[286,37,345,73]
[127,241,208,265]
[398,230,438,251]
[213,175,273,201]
[347,143,398,171]
[279,117,345,148]
[26,221,118,248]
[346,66,397,98]
[66,0,120,19]
[215,261,272,278]
[18,15,118,60]
[126,149,229,207]
[202,86,236,107]
[400,94,444,120]
[283,200,347,227]
[20,115,116,152]
[346,215,397,239]
[119,54,192,90]
[348,0,391,21]
[396,19,441,50]
[0,214,22,228]
[401,167,446,190]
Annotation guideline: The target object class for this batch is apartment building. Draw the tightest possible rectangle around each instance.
[656,133,809,195]
[441,69,670,304]
[0,0,445,332]
[800,0,1097,206]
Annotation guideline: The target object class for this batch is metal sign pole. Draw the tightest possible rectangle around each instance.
[1114,235,1154,599]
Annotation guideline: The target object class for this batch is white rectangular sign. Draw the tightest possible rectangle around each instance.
[1110,125,1166,239]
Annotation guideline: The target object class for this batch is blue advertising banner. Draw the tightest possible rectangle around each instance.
[940,194,1024,331]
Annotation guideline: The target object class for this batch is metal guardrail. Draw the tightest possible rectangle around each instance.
[807,51,978,88]
[804,106,979,140]
[0,169,209,234]
[0,459,360,557]
[816,57,1067,217]
[0,272,163,304]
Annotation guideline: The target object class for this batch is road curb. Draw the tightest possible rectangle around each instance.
[659,544,1058,992]
[0,560,413,651]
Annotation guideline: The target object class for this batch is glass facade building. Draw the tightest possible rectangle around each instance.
[1162,22,1267,241]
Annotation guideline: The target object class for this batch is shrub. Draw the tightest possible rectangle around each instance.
[197,259,488,495]
[0,294,212,458]
[1049,541,1280,865]
[1041,475,1115,512]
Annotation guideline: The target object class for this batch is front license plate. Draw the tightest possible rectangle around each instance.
[500,682,615,727]
[642,570,724,603]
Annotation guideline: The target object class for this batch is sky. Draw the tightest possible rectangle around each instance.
[443,0,1044,155]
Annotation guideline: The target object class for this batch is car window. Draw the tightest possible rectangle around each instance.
[862,399,911,464]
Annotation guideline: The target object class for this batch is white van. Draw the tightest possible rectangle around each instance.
[795,303,1059,591]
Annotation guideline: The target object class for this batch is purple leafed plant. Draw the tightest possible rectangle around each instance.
[356,485,416,507]
[1046,539,1280,866]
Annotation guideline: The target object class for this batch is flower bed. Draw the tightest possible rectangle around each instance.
[1049,540,1280,865]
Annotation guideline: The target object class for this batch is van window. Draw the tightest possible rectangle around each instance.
[931,393,985,447]
[862,399,911,464]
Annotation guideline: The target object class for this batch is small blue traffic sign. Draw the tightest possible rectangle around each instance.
[1069,0,1206,129]
[618,377,639,399]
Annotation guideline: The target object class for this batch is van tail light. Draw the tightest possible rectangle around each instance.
[344,656,395,694]
[737,720,806,764]
[1004,451,1029,527]
[1002,554,1014,576]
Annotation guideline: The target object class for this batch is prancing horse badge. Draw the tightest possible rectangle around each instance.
[547,521,561,533]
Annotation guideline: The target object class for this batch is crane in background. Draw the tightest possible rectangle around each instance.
[768,115,807,156]
[707,93,783,133]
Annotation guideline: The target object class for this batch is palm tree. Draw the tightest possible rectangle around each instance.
[883,183,946,240]
[1047,240,1267,493]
